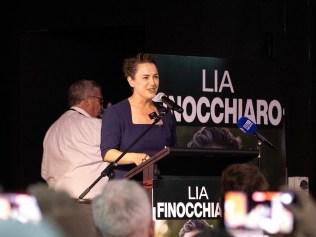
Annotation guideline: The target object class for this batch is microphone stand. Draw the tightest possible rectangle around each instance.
[255,132,278,151]
[255,132,278,170]
[78,111,164,200]
[256,139,263,169]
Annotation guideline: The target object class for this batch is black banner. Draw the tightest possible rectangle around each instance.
[154,54,285,127]
[153,177,221,219]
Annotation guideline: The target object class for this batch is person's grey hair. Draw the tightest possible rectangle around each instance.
[68,79,101,107]
[92,180,152,237]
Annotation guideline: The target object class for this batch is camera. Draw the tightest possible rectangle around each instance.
[224,191,295,235]
[0,193,42,223]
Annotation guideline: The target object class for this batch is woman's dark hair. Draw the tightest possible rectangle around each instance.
[123,53,156,79]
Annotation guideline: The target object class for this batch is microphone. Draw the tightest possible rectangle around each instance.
[237,116,278,150]
[153,92,184,113]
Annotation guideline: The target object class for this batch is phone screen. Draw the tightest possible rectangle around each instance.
[0,193,42,223]
[224,191,294,235]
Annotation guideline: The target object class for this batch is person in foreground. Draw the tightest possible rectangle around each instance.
[41,79,108,199]
[220,163,269,195]
[92,179,154,237]
[285,189,316,237]
[100,53,176,177]
[219,163,269,226]
[0,219,62,237]
[28,183,100,237]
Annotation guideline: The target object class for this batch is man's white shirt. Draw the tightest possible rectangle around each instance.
[42,106,108,199]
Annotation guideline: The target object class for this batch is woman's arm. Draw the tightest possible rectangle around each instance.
[104,149,149,166]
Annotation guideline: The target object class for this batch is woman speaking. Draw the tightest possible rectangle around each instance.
[100,53,176,177]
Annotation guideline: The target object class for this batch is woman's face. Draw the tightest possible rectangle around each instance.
[128,63,159,100]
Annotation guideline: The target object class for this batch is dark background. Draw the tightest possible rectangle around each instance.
[2,1,315,196]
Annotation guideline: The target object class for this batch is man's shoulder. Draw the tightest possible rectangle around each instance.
[56,110,101,127]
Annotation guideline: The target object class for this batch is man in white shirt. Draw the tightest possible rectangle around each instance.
[42,79,108,199]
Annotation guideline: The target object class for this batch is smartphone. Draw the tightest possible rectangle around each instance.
[224,191,295,235]
[0,193,42,223]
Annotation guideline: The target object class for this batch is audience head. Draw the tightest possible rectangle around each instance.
[28,183,97,237]
[28,183,75,216]
[219,163,269,221]
[68,79,103,118]
[179,220,212,237]
[220,163,269,194]
[92,179,153,237]
[187,127,242,150]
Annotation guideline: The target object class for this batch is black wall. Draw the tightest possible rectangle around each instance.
[3,1,315,195]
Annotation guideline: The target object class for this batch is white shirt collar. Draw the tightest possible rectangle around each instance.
[70,106,92,118]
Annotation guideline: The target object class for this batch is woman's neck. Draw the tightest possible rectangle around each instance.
[128,95,160,124]
[128,95,153,109]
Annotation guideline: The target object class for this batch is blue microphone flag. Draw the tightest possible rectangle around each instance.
[237,116,257,135]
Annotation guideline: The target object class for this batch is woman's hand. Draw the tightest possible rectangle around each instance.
[134,153,150,166]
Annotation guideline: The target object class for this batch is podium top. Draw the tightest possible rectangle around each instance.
[167,147,258,159]
[125,147,258,178]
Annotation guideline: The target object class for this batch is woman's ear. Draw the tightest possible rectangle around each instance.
[127,76,134,88]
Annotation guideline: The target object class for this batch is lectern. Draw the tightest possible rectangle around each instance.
[125,147,258,219]
[125,147,258,187]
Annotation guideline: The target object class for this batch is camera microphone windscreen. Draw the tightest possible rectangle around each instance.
[237,116,257,135]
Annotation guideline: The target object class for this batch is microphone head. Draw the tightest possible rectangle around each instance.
[152,92,166,102]
[237,116,257,135]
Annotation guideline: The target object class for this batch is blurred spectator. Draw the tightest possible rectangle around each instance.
[179,219,213,237]
[28,183,100,237]
[218,163,269,236]
[92,179,153,237]
[187,127,241,149]
[219,163,269,225]
[220,163,269,195]
[0,219,62,237]
[285,190,316,237]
